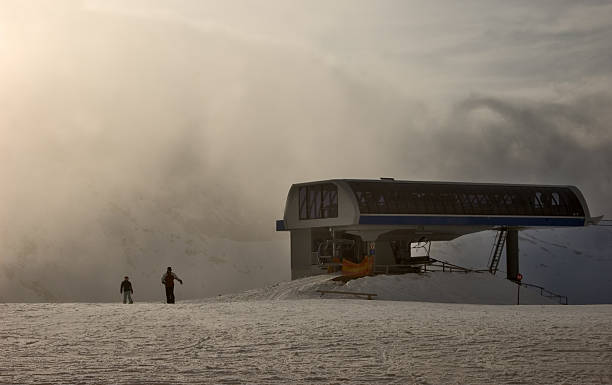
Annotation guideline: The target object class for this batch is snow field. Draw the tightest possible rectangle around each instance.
[1,300,611,384]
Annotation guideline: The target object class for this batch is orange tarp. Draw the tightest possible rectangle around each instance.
[342,256,374,276]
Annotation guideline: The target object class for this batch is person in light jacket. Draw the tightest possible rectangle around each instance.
[161,267,183,304]
[120,276,134,304]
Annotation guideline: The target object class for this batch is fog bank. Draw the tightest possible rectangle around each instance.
[1,1,611,301]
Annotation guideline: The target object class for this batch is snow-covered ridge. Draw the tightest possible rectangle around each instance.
[435,227,612,304]
[194,272,557,305]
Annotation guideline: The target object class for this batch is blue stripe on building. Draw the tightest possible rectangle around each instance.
[358,215,585,227]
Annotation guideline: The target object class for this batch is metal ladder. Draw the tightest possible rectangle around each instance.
[488,228,507,274]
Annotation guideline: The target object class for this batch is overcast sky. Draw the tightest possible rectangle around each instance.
[1,1,611,300]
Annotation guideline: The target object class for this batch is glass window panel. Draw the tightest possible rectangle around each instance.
[329,186,338,217]
[460,193,472,214]
[552,192,560,206]
[347,182,584,217]
[535,192,544,209]
[299,184,338,219]
[376,193,386,210]
[308,185,320,219]
[320,184,338,218]
[315,187,322,218]
[321,188,329,218]
[453,193,464,214]
[299,187,307,219]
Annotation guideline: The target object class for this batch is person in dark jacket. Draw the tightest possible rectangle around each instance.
[161,267,183,304]
[120,276,134,304]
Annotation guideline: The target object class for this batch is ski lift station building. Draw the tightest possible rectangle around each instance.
[276,178,599,280]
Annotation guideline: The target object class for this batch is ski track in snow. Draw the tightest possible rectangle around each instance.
[1,299,612,384]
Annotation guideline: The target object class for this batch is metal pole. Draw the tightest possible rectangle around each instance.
[506,229,519,281]
[331,228,336,260]
[517,283,520,305]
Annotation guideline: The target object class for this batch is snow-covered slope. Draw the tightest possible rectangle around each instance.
[197,273,556,305]
[344,273,556,304]
[433,227,612,304]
